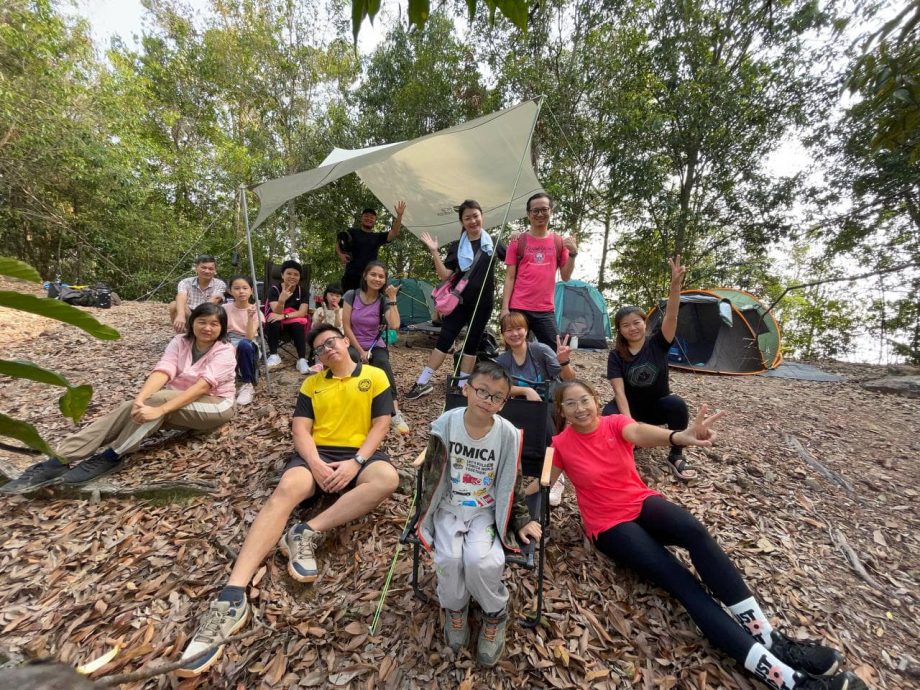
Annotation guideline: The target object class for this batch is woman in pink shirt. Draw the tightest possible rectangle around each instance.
[547,380,866,690]
[2,303,237,494]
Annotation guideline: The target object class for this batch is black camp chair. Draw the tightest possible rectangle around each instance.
[399,377,554,628]
[261,259,313,361]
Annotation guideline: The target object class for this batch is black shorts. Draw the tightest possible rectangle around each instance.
[283,446,391,497]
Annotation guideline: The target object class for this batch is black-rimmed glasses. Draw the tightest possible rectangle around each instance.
[313,335,343,355]
[471,385,508,405]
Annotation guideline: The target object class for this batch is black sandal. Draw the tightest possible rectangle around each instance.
[667,453,697,481]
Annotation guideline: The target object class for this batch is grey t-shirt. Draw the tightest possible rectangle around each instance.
[496,342,561,388]
[447,417,503,509]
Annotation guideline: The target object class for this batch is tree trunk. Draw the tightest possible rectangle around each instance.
[598,209,611,291]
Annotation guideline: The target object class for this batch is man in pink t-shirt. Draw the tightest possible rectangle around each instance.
[501,193,578,348]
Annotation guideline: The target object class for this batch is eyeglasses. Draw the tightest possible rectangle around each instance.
[561,396,594,411]
[313,335,342,355]
[528,207,551,216]
[470,385,507,405]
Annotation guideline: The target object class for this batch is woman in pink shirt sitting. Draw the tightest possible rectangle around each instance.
[547,379,867,690]
[2,303,238,494]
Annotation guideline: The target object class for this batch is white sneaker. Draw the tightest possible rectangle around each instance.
[549,475,566,507]
[391,410,410,436]
[297,358,310,374]
[266,354,282,368]
[236,383,254,406]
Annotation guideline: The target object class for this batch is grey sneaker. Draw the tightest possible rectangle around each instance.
[58,451,121,485]
[279,524,319,583]
[177,597,251,677]
[404,382,433,400]
[391,410,410,435]
[476,609,508,667]
[443,605,470,652]
[0,457,68,494]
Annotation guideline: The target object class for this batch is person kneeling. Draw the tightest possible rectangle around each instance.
[416,362,540,667]
[2,303,237,493]
[178,324,399,677]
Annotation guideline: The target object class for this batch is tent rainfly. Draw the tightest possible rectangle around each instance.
[646,288,783,375]
[554,280,612,349]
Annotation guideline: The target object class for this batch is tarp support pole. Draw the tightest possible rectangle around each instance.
[241,185,272,394]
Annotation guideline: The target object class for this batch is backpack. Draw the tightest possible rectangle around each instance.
[59,284,112,309]
[515,232,564,267]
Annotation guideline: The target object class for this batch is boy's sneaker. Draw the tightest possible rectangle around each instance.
[296,358,310,374]
[771,630,844,677]
[177,597,251,677]
[444,605,470,652]
[0,457,68,494]
[266,354,282,367]
[793,671,868,690]
[58,451,121,485]
[391,410,410,436]
[476,609,508,667]
[278,524,319,583]
[236,383,254,406]
[548,475,566,507]
[405,382,433,400]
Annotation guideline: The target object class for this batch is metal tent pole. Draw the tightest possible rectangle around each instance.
[241,185,272,394]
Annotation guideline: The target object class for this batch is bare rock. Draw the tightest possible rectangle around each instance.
[861,376,920,399]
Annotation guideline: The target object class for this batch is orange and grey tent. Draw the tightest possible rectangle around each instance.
[646,288,783,375]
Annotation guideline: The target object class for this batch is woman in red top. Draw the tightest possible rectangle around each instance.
[548,380,867,690]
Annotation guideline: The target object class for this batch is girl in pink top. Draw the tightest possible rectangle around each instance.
[223,275,264,406]
[2,303,237,494]
[548,380,866,690]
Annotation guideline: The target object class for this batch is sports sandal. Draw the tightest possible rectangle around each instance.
[667,452,697,481]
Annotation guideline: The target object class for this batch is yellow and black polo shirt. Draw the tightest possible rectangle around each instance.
[293,363,394,448]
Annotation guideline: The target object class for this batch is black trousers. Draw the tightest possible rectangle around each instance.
[515,309,558,349]
[594,495,756,663]
[602,393,688,453]
[436,295,493,356]
[264,319,307,358]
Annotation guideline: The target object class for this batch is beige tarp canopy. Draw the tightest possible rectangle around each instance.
[249,100,543,247]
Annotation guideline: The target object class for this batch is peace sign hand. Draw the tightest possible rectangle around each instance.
[555,334,572,362]
[674,404,726,447]
[668,254,688,286]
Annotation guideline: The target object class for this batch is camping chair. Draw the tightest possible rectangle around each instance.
[261,259,313,361]
[399,377,555,628]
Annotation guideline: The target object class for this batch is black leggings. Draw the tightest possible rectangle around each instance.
[264,319,307,358]
[603,394,688,453]
[436,295,493,356]
[594,496,756,664]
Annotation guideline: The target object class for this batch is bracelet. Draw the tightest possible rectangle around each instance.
[387,301,397,306]
[558,359,570,366]
[669,430,678,445]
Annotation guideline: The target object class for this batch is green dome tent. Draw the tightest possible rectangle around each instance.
[392,278,435,326]
[554,280,612,349]
[646,288,783,375]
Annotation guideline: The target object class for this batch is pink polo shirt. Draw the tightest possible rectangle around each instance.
[152,336,237,400]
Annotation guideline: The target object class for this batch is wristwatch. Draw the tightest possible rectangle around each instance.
[354,453,367,466]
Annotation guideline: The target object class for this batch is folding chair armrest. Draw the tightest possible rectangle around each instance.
[399,449,428,545]
[411,448,427,467]
[505,541,536,570]
[539,447,554,487]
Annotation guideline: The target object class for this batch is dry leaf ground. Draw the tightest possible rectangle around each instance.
[1,278,917,689]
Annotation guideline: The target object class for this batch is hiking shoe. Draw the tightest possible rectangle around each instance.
[266,354,282,367]
[443,605,470,652]
[476,609,508,667]
[793,671,868,690]
[549,475,566,507]
[391,410,410,436]
[177,597,251,677]
[236,383,254,406]
[771,630,844,677]
[405,382,433,400]
[0,457,68,494]
[58,451,121,485]
[296,358,310,374]
[278,524,319,583]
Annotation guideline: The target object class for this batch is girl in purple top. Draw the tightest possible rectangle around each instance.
[342,261,409,436]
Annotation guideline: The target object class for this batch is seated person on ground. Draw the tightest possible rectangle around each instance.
[342,261,409,435]
[605,255,696,480]
[312,283,343,330]
[417,362,540,668]
[223,275,264,406]
[169,254,227,334]
[3,303,237,493]
[177,323,400,677]
[495,311,574,509]
[549,379,868,690]
[264,259,311,374]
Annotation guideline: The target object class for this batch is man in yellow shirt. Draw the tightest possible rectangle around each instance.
[178,324,399,677]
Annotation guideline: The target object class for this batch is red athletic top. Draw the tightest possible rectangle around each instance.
[551,414,660,538]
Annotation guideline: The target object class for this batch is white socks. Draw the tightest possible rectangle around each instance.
[729,596,774,647]
[744,643,797,689]
[417,367,435,385]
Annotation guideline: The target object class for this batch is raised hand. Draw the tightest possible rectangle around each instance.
[562,236,578,253]
[676,404,726,447]
[384,283,401,301]
[419,232,439,253]
[556,334,572,362]
[669,254,687,286]
[394,200,407,217]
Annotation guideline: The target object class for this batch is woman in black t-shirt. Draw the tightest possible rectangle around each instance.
[604,256,696,480]
[405,200,501,400]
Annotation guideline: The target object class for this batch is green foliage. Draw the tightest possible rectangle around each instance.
[0,293,120,340]
[0,360,93,422]
[0,413,54,457]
